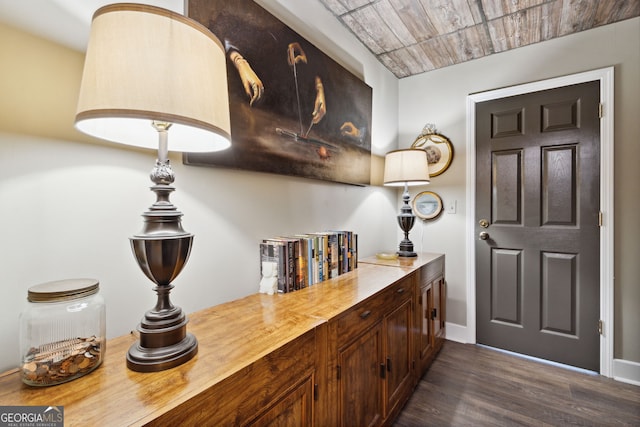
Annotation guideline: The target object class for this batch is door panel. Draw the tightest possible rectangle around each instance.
[541,252,577,336]
[249,374,314,427]
[476,81,600,371]
[492,150,523,224]
[542,145,577,225]
[491,248,522,325]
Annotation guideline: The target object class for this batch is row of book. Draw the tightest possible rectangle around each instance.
[259,231,358,294]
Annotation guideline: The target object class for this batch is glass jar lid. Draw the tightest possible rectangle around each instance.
[28,278,100,303]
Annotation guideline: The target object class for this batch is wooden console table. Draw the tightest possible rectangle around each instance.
[0,253,444,426]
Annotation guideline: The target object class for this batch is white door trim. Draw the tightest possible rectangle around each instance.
[465,67,614,377]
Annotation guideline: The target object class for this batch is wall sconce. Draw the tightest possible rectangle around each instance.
[383,149,430,257]
[75,4,231,372]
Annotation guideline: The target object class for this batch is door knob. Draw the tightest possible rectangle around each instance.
[479,231,490,240]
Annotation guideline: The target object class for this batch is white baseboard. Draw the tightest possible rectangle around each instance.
[444,322,472,344]
[613,358,640,386]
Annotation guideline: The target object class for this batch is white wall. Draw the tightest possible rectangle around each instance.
[0,0,400,372]
[399,17,640,363]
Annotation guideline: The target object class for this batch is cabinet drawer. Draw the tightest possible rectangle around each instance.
[336,299,384,346]
[335,277,412,346]
[380,275,413,310]
[419,256,444,286]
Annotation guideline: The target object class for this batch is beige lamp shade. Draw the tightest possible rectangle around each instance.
[75,4,231,152]
[383,148,430,186]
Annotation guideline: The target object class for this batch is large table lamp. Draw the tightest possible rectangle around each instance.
[383,149,430,257]
[75,4,231,372]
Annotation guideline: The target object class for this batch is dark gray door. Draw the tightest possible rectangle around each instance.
[475,81,601,371]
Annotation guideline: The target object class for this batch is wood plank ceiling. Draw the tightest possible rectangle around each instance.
[318,0,640,78]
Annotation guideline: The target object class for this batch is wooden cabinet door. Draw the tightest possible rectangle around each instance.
[417,282,434,372]
[249,373,315,427]
[434,277,446,342]
[433,277,443,340]
[338,324,383,427]
[383,298,412,419]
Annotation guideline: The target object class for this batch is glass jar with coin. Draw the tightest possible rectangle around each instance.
[19,278,106,386]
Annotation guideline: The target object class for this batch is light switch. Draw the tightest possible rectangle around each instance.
[446,200,457,214]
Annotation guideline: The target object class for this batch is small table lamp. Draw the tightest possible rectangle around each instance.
[383,149,430,257]
[75,4,231,372]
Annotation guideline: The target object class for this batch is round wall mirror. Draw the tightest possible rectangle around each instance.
[412,191,443,220]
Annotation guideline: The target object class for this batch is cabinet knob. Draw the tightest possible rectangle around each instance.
[360,310,371,319]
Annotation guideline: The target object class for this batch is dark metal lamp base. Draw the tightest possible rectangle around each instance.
[126,302,198,372]
[397,250,417,257]
[127,332,197,372]
[396,183,418,258]
[397,237,417,257]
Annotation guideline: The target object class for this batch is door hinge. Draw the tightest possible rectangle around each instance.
[598,211,603,227]
[598,320,604,335]
[598,103,604,118]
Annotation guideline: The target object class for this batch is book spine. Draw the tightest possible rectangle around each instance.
[353,233,358,269]
[341,232,348,274]
[308,237,315,285]
[346,231,353,272]
[293,239,306,290]
[282,243,292,292]
[338,232,346,274]
[301,236,314,286]
[326,232,339,279]
[311,234,320,284]
[313,234,327,282]
[284,241,295,292]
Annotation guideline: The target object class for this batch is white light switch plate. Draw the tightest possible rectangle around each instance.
[446,200,457,214]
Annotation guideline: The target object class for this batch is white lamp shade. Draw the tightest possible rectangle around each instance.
[75,4,231,152]
[383,148,430,186]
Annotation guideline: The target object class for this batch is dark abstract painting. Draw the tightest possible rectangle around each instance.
[184,0,372,185]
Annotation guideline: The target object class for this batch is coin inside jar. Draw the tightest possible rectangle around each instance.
[21,336,103,386]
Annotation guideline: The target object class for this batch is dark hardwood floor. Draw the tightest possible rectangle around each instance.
[395,341,640,426]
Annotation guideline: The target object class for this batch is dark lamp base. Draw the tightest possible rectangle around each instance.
[397,236,417,258]
[126,285,198,372]
[397,250,418,257]
[127,332,198,372]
